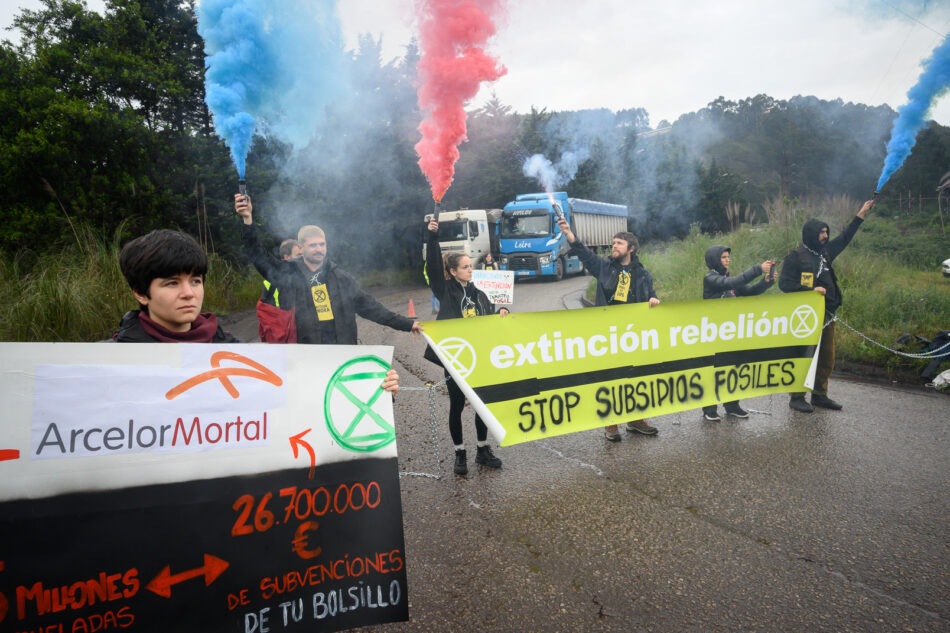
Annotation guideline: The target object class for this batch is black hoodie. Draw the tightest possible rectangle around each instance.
[779,216,863,315]
[702,245,771,299]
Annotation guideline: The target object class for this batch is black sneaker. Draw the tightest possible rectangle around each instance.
[788,397,814,413]
[453,449,468,475]
[475,445,502,468]
[725,405,749,418]
[703,411,722,422]
[811,394,843,410]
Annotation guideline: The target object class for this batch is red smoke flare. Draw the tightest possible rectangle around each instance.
[414,0,507,202]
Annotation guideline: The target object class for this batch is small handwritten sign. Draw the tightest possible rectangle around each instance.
[472,270,514,305]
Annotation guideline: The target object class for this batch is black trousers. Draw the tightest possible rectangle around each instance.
[445,373,487,446]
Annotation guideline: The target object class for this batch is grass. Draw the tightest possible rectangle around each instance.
[0,224,261,342]
[588,196,950,380]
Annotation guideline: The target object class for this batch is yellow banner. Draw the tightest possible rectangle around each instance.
[422,293,824,446]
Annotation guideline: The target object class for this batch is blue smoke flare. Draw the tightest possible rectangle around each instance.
[877,33,950,191]
[197,0,345,178]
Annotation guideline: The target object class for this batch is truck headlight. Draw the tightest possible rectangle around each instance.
[539,254,552,265]
[500,256,509,265]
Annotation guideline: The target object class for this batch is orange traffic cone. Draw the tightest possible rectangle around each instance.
[408,299,416,318]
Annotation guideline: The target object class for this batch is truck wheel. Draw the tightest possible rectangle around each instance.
[553,257,564,282]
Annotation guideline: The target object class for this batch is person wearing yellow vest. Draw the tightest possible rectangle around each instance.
[261,238,301,308]
[557,217,661,442]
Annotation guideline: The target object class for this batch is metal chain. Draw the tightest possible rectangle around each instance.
[397,378,447,480]
[829,315,950,359]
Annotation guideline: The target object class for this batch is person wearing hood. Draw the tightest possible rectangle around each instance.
[426,217,509,475]
[557,217,661,442]
[235,195,423,345]
[779,200,874,412]
[701,245,775,420]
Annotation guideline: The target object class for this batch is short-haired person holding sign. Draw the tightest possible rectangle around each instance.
[700,246,775,421]
[426,217,509,475]
[778,199,874,412]
[113,227,399,394]
[557,217,661,442]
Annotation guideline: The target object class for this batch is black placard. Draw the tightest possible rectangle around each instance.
[0,458,408,633]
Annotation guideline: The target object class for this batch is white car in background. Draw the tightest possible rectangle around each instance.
[943,258,950,278]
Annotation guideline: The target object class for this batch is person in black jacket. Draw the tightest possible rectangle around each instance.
[701,245,774,420]
[235,195,422,345]
[113,229,239,343]
[427,217,509,475]
[557,217,661,442]
[779,199,874,412]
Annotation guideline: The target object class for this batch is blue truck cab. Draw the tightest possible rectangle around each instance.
[497,192,628,281]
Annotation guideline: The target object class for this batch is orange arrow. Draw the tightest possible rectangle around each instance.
[146,554,229,598]
[0,450,19,462]
[289,430,316,479]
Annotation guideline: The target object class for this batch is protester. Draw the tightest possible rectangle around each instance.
[701,246,775,421]
[557,217,661,441]
[258,237,299,343]
[479,253,497,270]
[261,238,299,308]
[426,217,508,475]
[235,194,423,345]
[779,199,874,412]
[114,226,400,393]
[113,229,239,343]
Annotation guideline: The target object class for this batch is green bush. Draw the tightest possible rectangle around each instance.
[0,224,261,341]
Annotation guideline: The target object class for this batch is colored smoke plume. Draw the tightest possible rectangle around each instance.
[197,0,345,178]
[523,151,589,193]
[414,0,507,201]
[877,32,950,191]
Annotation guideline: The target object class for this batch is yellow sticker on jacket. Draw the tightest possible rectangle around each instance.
[462,307,477,318]
[800,272,814,288]
[613,272,631,302]
[311,284,334,321]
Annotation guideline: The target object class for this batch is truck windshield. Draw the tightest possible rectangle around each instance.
[437,220,468,241]
[501,210,550,238]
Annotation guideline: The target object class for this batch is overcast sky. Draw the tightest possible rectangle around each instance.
[4,0,949,126]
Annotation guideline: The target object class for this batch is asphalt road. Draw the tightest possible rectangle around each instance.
[228,275,950,632]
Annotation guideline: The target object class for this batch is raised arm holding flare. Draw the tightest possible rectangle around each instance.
[557,216,661,441]
[778,199,874,412]
[426,216,508,475]
[236,195,416,393]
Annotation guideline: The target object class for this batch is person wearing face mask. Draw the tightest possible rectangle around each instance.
[426,217,509,476]
[701,246,775,421]
[779,199,874,412]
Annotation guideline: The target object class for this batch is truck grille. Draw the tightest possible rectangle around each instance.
[509,255,537,271]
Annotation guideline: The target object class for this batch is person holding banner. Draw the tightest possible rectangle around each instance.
[112,227,401,393]
[700,246,775,421]
[557,217,661,442]
[426,217,509,475]
[778,199,874,412]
